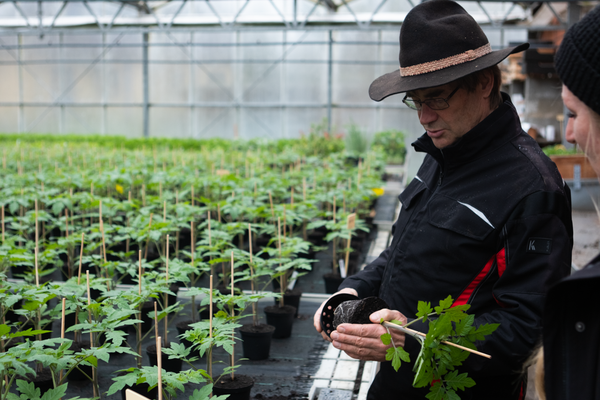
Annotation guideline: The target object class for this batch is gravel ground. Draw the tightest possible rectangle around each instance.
[571,210,600,269]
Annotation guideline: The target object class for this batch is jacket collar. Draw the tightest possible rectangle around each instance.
[412,92,522,167]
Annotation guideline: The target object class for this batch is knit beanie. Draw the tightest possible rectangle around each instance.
[555,6,600,115]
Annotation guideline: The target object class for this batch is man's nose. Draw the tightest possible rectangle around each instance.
[418,104,438,125]
[565,118,576,144]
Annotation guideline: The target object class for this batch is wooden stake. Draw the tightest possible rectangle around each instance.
[1,205,4,243]
[268,191,275,220]
[59,298,66,383]
[190,221,195,265]
[154,302,159,349]
[164,235,169,345]
[137,250,143,369]
[333,195,336,222]
[248,224,257,326]
[157,336,163,400]
[344,213,356,278]
[230,251,235,380]
[303,178,307,201]
[64,208,69,238]
[145,214,153,260]
[191,185,195,207]
[34,199,39,287]
[382,322,492,359]
[78,233,84,285]
[208,275,213,380]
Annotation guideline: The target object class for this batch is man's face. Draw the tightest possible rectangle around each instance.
[407,80,493,149]
[563,85,600,176]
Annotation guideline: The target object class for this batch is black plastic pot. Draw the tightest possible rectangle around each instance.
[146,342,182,373]
[273,288,302,318]
[323,272,345,294]
[239,323,276,360]
[332,297,389,329]
[120,373,157,400]
[67,341,93,381]
[264,305,296,339]
[25,367,53,396]
[212,374,254,400]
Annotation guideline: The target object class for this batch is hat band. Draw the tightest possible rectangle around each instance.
[400,43,492,77]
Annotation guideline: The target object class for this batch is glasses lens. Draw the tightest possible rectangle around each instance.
[403,98,420,110]
[426,99,449,110]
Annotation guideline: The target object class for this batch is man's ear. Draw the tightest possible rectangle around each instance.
[480,69,494,99]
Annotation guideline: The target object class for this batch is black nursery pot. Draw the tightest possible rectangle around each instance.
[67,341,93,381]
[212,374,254,400]
[239,323,276,360]
[120,372,157,400]
[323,272,345,294]
[146,343,183,373]
[333,297,389,329]
[25,368,53,396]
[264,305,296,339]
[272,288,302,318]
[319,294,389,338]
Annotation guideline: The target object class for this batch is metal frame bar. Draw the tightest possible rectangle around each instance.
[0,0,585,138]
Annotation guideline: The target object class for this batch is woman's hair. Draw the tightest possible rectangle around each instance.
[455,65,503,110]
[523,345,546,400]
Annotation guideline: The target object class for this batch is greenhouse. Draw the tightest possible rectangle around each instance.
[0,1,597,400]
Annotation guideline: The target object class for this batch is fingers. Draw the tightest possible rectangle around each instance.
[330,323,389,361]
[369,308,408,325]
[313,288,359,337]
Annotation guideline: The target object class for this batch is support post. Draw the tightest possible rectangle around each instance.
[143,32,150,138]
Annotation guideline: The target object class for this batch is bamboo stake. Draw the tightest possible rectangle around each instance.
[86,271,93,347]
[157,336,163,400]
[303,178,307,201]
[77,233,84,285]
[191,185,195,207]
[268,191,275,220]
[208,275,213,380]
[291,187,294,205]
[1,205,4,243]
[34,199,39,287]
[164,235,169,346]
[59,298,66,383]
[230,250,235,381]
[382,322,492,359]
[137,251,143,369]
[208,212,214,277]
[64,208,69,238]
[154,302,159,350]
[144,214,153,260]
[277,217,285,308]
[344,214,356,278]
[248,224,257,326]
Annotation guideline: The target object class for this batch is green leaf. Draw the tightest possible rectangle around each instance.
[15,379,40,400]
[444,370,476,391]
[472,323,500,341]
[40,384,68,400]
[416,301,433,322]
[380,333,391,346]
[425,381,445,400]
[434,295,453,315]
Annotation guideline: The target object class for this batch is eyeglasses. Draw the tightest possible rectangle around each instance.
[402,85,461,111]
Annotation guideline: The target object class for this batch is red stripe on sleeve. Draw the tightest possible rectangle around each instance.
[452,249,505,307]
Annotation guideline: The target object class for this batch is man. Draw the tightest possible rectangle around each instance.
[313,1,573,399]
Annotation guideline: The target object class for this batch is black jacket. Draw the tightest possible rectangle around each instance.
[543,254,600,400]
[340,94,573,399]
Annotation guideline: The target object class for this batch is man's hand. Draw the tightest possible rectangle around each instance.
[313,288,359,342]
[330,309,407,362]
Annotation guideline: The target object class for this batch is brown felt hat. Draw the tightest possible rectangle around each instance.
[369,0,529,101]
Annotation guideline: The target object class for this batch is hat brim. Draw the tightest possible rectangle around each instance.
[369,43,529,102]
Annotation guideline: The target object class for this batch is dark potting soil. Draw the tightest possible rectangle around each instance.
[240,323,276,334]
[333,297,389,329]
[214,374,254,390]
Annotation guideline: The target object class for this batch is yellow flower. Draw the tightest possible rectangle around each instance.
[372,187,385,196]
[115,184,124,194]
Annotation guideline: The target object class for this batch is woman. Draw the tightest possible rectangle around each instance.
[534,5,600,400]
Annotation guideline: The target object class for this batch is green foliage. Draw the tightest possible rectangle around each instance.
[345,123,369,158]
[370,130,406,164]
[381,296,499,400]
[541,144,581,156]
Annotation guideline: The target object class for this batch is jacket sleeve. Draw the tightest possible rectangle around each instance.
[464,190,573,376]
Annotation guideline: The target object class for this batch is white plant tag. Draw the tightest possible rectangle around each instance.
[339,259,347,278]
